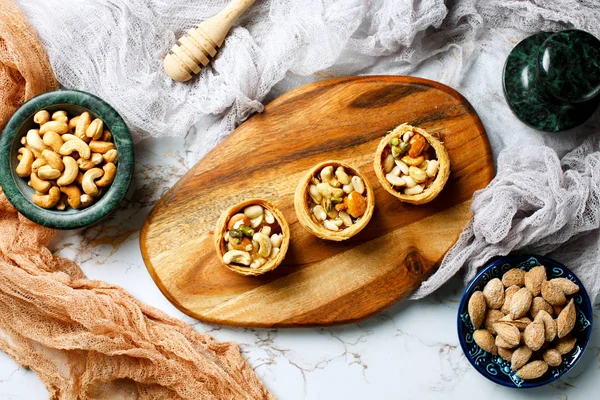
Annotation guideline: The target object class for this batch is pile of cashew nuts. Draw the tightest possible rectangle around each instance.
[222,204,284,269]
[15,109,118,210]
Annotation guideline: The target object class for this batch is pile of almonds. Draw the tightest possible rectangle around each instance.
[468,265,580,380]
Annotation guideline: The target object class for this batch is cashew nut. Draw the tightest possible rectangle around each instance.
[56,196,67,211]
[320,165,341,188]
[51,110,68,124]
[41,149,64,172]
[42,131,64,152]
[29,172,51,193]
[39,120,68,135]
[61,134,80,142]
[76,172,84,185]
[60,184,82,209]
[222,250,252,266]
[101,130,112,142]
[88,140,115,154]
[316,182,344,199]
[68,115,80,132]
[26,129,46,153]
[81,168,104,196]
[57,156,78,186]
[95,162,117,187]
[252,232,272,258]
[80,194,94,208]
[31,157,48,173]
[75,112,91,140]
[59,139,91,159]
[15,147,34,177]
[77,153,104,170]
[103,149,118,164]
[32,187,60,209]
[408,166,427,183]
[309,184,322,203]
[37,165,61,180]
[33,110,50,125]
[86,118,104,140]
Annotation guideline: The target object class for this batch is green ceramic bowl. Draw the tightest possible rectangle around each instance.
[0,89,134,229]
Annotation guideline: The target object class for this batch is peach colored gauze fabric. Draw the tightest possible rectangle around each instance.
[0,1,273,399]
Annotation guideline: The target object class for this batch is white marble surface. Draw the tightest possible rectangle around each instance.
[0,136,598,400]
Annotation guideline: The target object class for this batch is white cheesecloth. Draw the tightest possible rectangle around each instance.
[15,0,600,300]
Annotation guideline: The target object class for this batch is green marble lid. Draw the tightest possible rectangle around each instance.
[503,29,600,132]
[0,89,134,229]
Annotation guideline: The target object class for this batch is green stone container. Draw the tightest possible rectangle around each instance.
[0,90,134,229]
[503,29,600,132]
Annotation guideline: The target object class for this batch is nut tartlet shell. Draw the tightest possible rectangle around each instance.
[294,160,374,241]
[215,199,290,276]
[373,123,450,205]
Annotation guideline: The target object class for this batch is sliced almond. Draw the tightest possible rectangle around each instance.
[483,278,504,310]
[510,287,533,319]
[502,268,525,287]
[473,329,497,355]
[468,291,487,329]
[557,299,576,338]
[493,322,520,347]
[516,360,548,380]
[541,280,566,306]
[511,345,532,370]
[525,266,547,297]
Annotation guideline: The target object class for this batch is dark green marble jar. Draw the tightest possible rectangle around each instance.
[503,29,600,132]
[0,90,134,229]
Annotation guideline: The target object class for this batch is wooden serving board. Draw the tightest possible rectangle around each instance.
[140,76,494,327]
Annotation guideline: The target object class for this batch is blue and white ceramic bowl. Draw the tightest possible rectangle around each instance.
[457,255,593,388]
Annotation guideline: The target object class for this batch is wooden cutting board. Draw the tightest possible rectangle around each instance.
[140,76,494,327]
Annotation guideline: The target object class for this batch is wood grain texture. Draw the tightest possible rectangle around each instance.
[140,76,495,327]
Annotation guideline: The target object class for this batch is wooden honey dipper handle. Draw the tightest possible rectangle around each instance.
[163,0,256,82]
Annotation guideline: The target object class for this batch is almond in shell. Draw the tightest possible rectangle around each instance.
[493,322,521,347]
[473,329,497,355]
[549,278,579,295]
[498,315,532,331]
[534,310,557,342]
[557,299,576,338]
[483,309,504,335]
[511,345,532,370]
[468,291,487,329]
[525,266,547,297]
[541,280,566,306]
[483,278,504,310]
[530,296,554,319]
[501,285,520,314]
[496,334,519,349]
[510,287,533,319]
[516,360,548,380]
[502,268,525,287]
[523,321,545,351]
[555,335,577,355]
[498,347,514,362]
[543,349,562,367]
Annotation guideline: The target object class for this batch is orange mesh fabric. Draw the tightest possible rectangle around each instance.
[0,1,272,398]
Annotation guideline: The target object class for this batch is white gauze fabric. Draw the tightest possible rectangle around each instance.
[15,0,600,299]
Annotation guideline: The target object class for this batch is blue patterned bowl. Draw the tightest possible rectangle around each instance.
[457,255,593,388]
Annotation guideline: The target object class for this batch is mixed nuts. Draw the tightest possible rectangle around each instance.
[222,204,284,270]
[468,265,580,380]
[307,165,367,232]
[382,127,439,196]
[15,109,118,210]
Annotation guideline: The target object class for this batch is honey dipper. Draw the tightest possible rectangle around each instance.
[163,0,256,82]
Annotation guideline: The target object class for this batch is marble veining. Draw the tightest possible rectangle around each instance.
[0,137,598,399]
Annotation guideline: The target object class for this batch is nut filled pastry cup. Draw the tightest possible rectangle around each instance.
[215,199,290,276]
[374,123,450,205]
[294,160,374,241]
